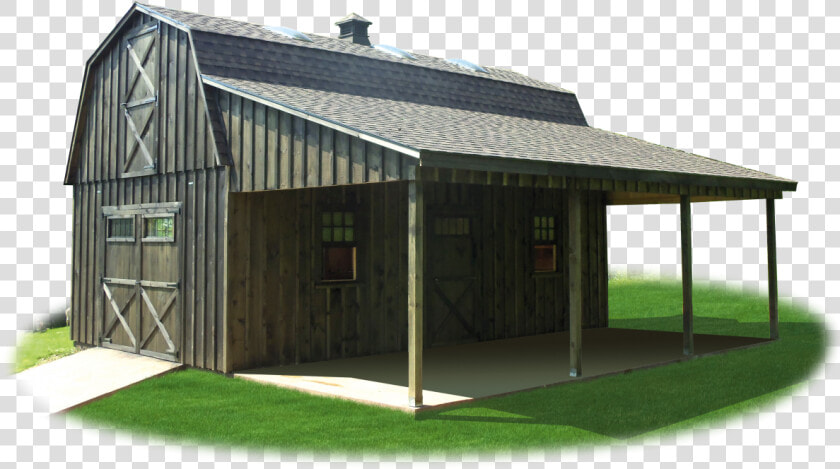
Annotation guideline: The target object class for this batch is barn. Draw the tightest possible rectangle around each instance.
[64,3,797,407]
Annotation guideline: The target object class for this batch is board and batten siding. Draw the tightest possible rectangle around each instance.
[224,182,607,372]
[70,12,228,370]
[212,88,417,193]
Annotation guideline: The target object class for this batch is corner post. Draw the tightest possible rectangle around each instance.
[407,170,424,407]
[568,189,583,377]
[680,194,694,355]
[766,198,779,340]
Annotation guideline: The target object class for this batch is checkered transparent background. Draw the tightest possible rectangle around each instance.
[2,0,837,466]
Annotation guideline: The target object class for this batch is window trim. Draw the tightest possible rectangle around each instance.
[141,213,175,243]
[106,215,135,243]
[433,215,471,237]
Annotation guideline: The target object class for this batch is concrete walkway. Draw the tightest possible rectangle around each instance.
[237,328,769,412]
[16,347,181,413]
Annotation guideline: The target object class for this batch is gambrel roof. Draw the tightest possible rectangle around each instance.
[67,3,797,192]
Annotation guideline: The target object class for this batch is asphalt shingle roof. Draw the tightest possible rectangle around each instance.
[139,3,796,189]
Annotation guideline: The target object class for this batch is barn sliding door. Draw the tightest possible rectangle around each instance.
[122,21,159,178]
[101,203,181,362]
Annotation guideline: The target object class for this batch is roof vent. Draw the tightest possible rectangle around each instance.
[446,58,488,73]
[264,25,313,42]
[335,13,372,46]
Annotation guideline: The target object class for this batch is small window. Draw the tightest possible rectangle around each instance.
[322,211,356,281]
[434,216,470,236]
[142,215,175,242]
[321,211,355,243]
[323,246,357,281]
[534,216,557,272]
[107,217,134,242]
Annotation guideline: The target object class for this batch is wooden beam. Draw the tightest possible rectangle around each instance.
[568,190,583,377]
[680,194,694,355]
[766,198,779,340]
[407,175,424,407]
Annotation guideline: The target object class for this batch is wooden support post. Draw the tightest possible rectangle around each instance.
[568,190,583,377]
[766,198,779,340]
[408,176,424,407]
[680,194,694,355]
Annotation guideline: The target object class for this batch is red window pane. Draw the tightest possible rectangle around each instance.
[535,245,556,272]
[323,246,356,281]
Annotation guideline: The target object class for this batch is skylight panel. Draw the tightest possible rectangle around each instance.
[263,25,313,42]
[373,44,415,60]
[446,58,488,73]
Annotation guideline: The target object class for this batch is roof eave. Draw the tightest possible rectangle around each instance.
[419,151,798,193]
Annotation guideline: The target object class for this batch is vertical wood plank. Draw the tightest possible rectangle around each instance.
[306,121,320,187]
[368,184,384,351]
[335,132,350,185]
[384,182,399,351]
[71,185,81,342]
[292,117,305,188]
[205,169,217,369]
[492,186,505,339]
[93,183,104,344]
[266,108,278,190]
[320,127,334,186]
[350,137,365,184]
[185,43,197,173]
[296,190,311,362]
[241,99,254,191]
[598,193,609,327]
[195,170,207,368]
[384,149,399,181]
[176,30,187,173]
[165,24,176,175]
[366,144,382,182]
[279,112,292,189]
[680,194,694,355]
[503,186,516,338]
[254,104,266,191]
[766,198,779,340]
[407,176,424,407]
[229,95,242,192]
[568,189,583,377]
[216,168,228,370]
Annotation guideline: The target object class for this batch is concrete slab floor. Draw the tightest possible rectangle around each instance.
[16,347,182,413]
[236,328,769,412]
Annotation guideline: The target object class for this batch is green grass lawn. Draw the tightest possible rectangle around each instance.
[15,326,75,373]
[67,279,826,453]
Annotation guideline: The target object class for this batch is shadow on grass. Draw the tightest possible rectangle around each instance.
[417,318,825,439]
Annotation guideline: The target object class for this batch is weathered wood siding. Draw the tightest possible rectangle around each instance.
[73,16,219,184]
[72,169,228,369]
[225,183,409,371]
[225,181,607,371]
[70,12,228,370]
[213,88,417,192]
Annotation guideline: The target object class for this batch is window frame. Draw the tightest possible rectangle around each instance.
[141,213,176,243]
[106,215,135,243]
[320,210,358,282]
[533,214,558,273]
[433,215,471,237]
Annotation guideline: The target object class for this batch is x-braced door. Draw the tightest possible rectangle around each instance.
[426,212,480,347]
[122,21,159,178]
[101,205,180,361]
